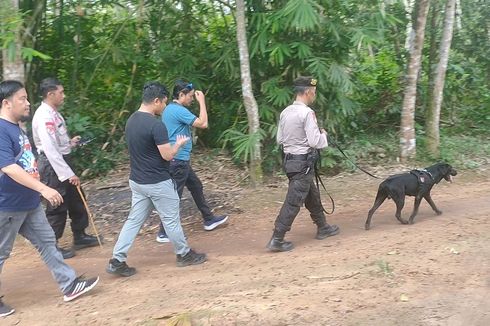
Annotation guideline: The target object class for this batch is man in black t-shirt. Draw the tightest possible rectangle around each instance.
[106,82,207,277]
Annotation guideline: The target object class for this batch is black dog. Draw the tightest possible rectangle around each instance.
[365,163,457,230]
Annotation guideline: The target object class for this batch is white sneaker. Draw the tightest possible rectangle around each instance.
[156,231,170,243]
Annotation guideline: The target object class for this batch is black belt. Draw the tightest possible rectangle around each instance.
[285,153,309,160]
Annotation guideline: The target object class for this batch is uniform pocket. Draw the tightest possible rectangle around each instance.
[57,123,68,135]
[284,159,307,174]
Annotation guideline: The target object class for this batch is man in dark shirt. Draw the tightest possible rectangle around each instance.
[106,82,207,277]
[0,80,98,317]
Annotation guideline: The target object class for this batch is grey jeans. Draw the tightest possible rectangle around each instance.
[0,204,77,294]
[112,179,190,261]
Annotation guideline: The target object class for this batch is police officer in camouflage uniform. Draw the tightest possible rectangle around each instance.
[267,76,339,252]
[32,77,99,259]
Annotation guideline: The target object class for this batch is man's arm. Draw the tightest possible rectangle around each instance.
[277,119,284,145]
[305,111,328,149]
[191,90,208,129]
[36,117,76,182]
[1,164,63,204]
[157,135,190,161]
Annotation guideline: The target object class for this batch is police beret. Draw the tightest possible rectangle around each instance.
[293,76,317,87]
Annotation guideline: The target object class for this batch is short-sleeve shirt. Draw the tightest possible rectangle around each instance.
[125,111,171,184]
[276,101,328,154]
[162,102,197,161]
[0,119,41,211]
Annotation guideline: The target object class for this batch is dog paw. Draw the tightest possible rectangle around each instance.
[365,224,371,230]
[436,210,443,216]
[408,219,415,225]
[400,219,409,225]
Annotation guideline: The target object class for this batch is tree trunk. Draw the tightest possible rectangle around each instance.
[455,0,462,30]
[1,0,25,82]
[426,0,440,108]
[399,0,430,162]
[404,0,416,52]
[235,0,263,187]
[426,0,456,156]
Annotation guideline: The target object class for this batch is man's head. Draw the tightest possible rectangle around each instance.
[40,77,65,108]
[172,80,195,107]
[142,81,169,115]
[0,80,31,123]
[293,76,317,105]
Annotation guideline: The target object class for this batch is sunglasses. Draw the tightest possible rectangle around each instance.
[183,83,193,90]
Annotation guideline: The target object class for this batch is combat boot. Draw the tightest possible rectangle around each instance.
[267,230,294,252]
[56,244,75,259]
[316,224,340,240]
[73,231,100,250]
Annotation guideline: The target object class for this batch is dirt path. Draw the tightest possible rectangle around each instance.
[2,166,489,326]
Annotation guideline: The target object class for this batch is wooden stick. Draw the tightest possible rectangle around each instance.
[76,185,103,248]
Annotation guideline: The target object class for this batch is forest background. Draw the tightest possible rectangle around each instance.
[1,0,489,184]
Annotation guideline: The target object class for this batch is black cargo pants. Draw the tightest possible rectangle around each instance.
[37,153,89,240]
[158,159,214,233]
[274,153,327,234]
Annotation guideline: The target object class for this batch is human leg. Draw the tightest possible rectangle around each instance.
[150,180,190,256]
[268,172,313,251]
[112,181,154,262]
[156,160,190,241]
[304,181,339,239]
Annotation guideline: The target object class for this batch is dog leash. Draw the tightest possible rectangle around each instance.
[314,168,335,215]
[327,136,381,179]
[314,150,335,215]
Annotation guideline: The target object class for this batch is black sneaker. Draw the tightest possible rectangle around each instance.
[106,258,136,277]
[316,224,340,240]
[0,296,15,317]
[63,276,99,302]
[176,249,207,267]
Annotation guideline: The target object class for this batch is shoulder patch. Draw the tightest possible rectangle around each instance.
[311,111,318,123]
[45,121,55,134]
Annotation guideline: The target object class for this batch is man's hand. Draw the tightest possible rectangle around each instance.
[320,128,327,135]
[192,90,208,129]
[70,135,81,147]
[40,186,63,207]
[68,175,81,187]
[194,90,206,105]
[175,135,190,147]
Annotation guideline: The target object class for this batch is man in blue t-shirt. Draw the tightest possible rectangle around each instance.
[106,81,207,277]
[0,80,98,317]
[155,80,228,243]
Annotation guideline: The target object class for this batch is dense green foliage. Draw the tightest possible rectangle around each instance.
[1,0,489,177]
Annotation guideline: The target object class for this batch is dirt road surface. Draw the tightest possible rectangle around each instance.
[2,165,489,325]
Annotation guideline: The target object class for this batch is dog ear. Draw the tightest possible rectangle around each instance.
[440,162,452,175]
[437,162,450,174]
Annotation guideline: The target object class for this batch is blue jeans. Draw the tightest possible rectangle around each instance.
[112,179,190,261]
[0,204,77,294]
